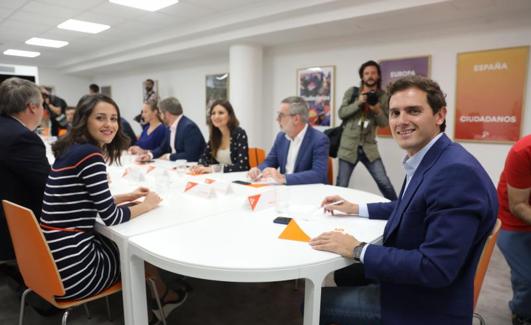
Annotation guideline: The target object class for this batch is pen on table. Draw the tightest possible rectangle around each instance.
[324,200,345,207]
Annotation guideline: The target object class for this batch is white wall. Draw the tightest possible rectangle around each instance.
[92,57,228,136]
[38,68,90,107]
[264,21,531,195]
[89,19,531,197]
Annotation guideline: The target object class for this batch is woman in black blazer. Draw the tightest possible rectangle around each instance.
[192,100,250,173]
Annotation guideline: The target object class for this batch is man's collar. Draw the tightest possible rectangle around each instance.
[403,133,444,171]
[285,123,308,142]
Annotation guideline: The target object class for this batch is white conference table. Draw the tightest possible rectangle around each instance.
[96,160,387,325]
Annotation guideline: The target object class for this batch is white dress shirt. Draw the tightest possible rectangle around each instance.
[285,124,308,174]
[169,115,183,154]
[359,133,444,262]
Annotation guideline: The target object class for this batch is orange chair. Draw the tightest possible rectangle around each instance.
[327,157,334,185]
[248,147,266,168]
[2,200,122,325]
[473,218,501,325]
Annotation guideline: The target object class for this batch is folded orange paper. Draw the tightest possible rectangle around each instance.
[278,219,310,242]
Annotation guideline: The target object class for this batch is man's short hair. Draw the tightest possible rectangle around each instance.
[387,75,447,132]
[0,77,41,116]
[358,60,382,89]
[89,83,100,93]
[281,96,309,124]
[159,97,183,116]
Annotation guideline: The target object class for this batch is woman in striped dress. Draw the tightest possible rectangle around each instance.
[40,94,162,300]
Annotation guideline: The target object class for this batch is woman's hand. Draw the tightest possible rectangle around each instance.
[143,191,162,210]
[320,195,359,215]
[129,186,150,201]
[189,165,211,175]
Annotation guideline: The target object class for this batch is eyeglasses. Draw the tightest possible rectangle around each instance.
[277,112,296,119]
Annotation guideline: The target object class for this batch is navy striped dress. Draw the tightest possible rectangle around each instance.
[41,143,130,300]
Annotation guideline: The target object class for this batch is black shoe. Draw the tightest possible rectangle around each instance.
[513,314,531,325]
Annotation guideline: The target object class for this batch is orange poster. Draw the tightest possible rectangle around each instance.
[455,46,529,143]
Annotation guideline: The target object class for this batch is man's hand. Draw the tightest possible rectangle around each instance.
[310,230,360,258]
[508,184,531,225]
[248,167,262,181]
[321,195,359,215]
[262,167,286,184]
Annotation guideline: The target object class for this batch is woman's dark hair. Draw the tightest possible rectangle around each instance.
[144,99,163,123]
[207,100,239,159]
[52,94,129,164]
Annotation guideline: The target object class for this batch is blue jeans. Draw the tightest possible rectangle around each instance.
[320,284,381,325]
[497,230,531,319]
[336,147,397,201]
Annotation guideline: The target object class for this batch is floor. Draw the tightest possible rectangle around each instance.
[0,246,513,325]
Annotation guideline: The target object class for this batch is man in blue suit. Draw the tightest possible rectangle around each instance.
[310,76,498,324]
[138,97,205,162]
[248,96,329,185]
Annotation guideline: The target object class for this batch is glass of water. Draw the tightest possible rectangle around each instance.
[275,186,290,215]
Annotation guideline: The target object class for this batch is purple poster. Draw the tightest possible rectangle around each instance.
[378,56,431,136]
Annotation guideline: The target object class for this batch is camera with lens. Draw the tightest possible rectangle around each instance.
[365,91,380,106]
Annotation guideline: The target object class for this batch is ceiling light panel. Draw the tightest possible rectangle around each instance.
[3,49,41,58]
[57,19,110,34]
[109,0,179,12]
[26,37,69,48]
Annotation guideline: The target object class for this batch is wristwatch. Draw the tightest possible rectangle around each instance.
[352,242,367,262]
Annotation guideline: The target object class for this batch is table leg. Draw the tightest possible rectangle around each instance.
[129,253,148,325]
[303,275,325,325]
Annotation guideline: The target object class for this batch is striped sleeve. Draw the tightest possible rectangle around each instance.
[77,153,131,226]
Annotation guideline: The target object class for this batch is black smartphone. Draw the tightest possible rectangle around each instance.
[273,217,292,225]
[233,180,251,185]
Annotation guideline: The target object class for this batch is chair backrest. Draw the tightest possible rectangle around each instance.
[327,157,334,185]
[248,147,266,168]
[2,200,65,303]
[473,218,501,308]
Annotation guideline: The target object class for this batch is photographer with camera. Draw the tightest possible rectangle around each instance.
[39,86,68,137]
[335,60,397,200]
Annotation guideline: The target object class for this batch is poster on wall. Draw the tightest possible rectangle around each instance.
[297,65,335,127]
[206,73,229,111]
[377,55,431,136]
[455,46,528,143]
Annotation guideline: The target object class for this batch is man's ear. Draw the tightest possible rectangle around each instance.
[435,106,447,126]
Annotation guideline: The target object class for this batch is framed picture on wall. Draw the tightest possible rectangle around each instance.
[142,79,159,103]
[377,55,431,137]
[454,46,528,143]
[206,73,229,110]
[297,65,335,128]
[101,85,112,98]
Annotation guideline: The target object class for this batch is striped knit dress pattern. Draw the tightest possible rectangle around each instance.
[41,143,130,300]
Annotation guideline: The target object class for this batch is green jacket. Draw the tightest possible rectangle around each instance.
[337,86,389,163]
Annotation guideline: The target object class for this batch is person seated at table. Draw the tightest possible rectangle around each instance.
[129,100,167,153]
[310,76,498,325]
[137,97,205,162]
[190,100,249,174]
[248,96,329,185]
[41,94,186,319]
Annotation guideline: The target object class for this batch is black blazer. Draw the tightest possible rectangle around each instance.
[151,115,206,162]
[198,126,250,173]
[0,115,51,260]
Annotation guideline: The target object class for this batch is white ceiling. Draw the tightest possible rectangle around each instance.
[1,0,530,77]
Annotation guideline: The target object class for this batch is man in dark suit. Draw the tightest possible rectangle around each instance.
[138,96,205,162]
[0,77,51,261]
[248,96,329,185]
[311,76,497,324]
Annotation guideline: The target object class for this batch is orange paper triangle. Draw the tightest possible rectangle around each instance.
[248,194,261,211]
[184,182,198,192]
[278,220,310,242]
[204,178,216,184]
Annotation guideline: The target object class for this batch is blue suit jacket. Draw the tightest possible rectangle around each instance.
[151,115,205,162]
[258,126,329,185]
[364,134,497,325]
[0,115,51,259]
